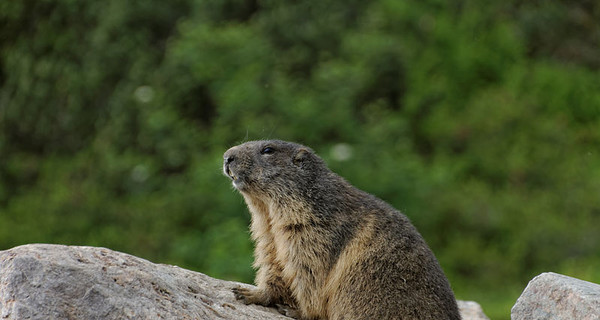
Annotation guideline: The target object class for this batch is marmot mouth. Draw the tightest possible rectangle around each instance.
[224,165,238,181]
[224,164,248,190]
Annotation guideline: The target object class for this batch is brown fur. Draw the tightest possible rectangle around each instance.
[223,140,461,320]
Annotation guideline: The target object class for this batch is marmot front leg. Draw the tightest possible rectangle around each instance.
[233,266,294,307]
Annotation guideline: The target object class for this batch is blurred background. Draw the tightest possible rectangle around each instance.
[1,1,599,318]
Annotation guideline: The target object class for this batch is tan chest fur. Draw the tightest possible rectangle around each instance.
[244,193,330,317]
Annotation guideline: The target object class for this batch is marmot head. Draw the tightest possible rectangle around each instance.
[223,140,324,196]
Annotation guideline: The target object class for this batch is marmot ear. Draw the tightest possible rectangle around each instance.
[293,148,310,167]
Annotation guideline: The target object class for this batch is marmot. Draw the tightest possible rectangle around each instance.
[223,140,460,320]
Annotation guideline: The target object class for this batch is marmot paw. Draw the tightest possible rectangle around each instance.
[276,304,301,319]
[232,286,267,306]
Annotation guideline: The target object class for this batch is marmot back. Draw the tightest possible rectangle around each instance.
[223,140,460,320]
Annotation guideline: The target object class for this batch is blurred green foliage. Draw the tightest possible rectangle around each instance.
[1,1,599,318]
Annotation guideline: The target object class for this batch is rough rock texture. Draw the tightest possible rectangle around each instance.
[511,272,600,320]
[0,244,487,320]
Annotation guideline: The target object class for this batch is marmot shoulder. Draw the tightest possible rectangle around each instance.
[223,140,460,320]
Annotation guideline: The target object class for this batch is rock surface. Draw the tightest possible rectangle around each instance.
[0,244,287,319]
[511,272,600,320]
[458,300,490,320]
[0,244,487,319]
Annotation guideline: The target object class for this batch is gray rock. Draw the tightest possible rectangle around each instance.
[0,244,487,319]
[0,244,287,319]
[511,272,600,320]
[458,300,490,320]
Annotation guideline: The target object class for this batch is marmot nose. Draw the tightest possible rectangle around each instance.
[225,155,234,164]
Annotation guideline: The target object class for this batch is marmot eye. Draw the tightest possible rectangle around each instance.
[261,147,275,155]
